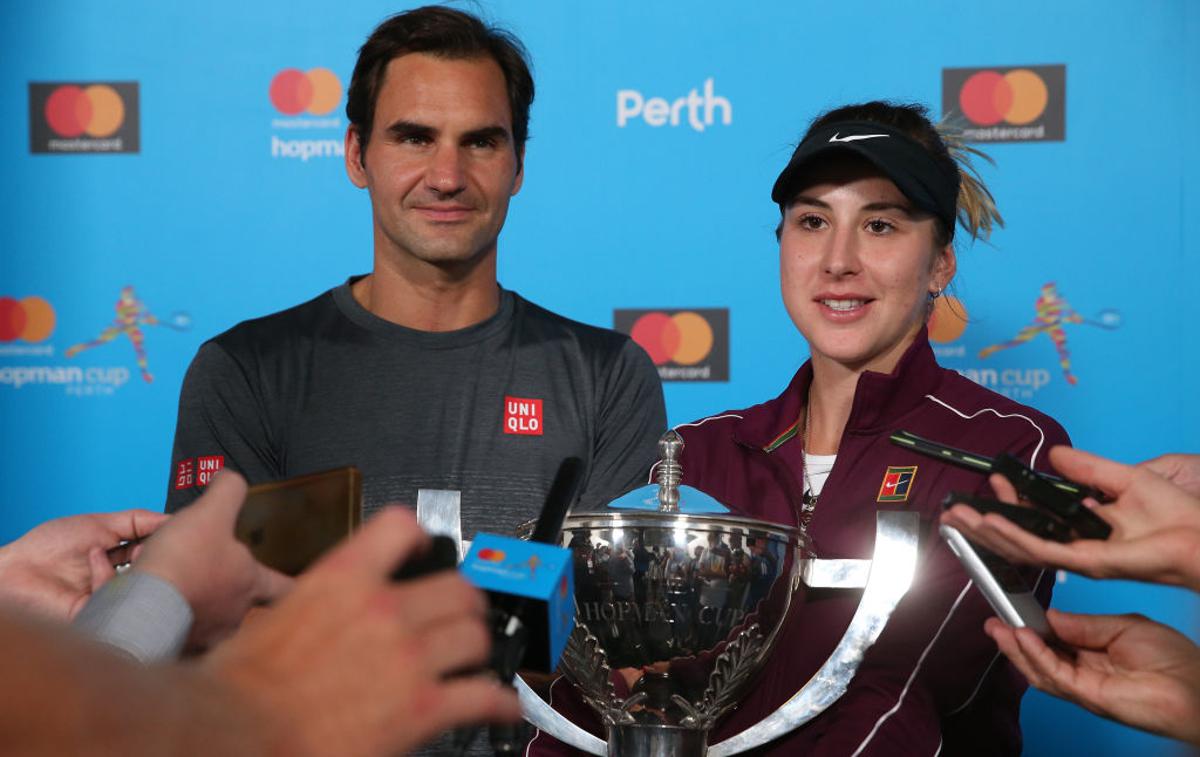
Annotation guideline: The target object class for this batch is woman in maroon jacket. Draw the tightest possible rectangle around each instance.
[530,102,1069,756]
[676,101,1070,756]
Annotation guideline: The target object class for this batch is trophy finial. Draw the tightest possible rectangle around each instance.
[656,429,684,512]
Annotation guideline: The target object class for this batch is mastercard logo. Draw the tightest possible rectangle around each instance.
[630,311,714,366]
[477,548,506,563]
[44,85,125,138]
[0,296,56,343]
[269,68,342,116]
[928,295,968,344]
[959,69,1048,127]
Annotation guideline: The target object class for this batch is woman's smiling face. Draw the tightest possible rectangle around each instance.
[779,155,955,375]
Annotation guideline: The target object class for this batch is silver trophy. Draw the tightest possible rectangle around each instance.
[516,431,921,755]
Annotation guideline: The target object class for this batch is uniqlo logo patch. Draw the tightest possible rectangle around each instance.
[196,455,225,486]
[877,465,918,503]
[504,396,544,436]
[175,455,225,489]
[174,459,195,490]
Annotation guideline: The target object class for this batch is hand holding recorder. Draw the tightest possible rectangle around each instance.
[203,505,521,756]
[0,507,168,622]
[941,446,1200,592]
[983,609,1200,746]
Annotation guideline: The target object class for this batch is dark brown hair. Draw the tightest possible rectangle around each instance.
[346,6,534,163]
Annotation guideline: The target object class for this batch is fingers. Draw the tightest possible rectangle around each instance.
[315,507,430,581]
[1045,609,1131,650]
[385,571,487,627]
[985,618,1068,698]
[984,618,1035,681]
[941,505,1111,577]
[414,615,493,677]
[942,507,1059,565]
[988,473,1020,504]
[252,565,295,605]
[193,469,249,521]
[941,503,984,531]
[95,509,171,543]
[1010,625,1077,698]
[416,676,522,739]
[87,546,115,592]
[1049,446,1132,499]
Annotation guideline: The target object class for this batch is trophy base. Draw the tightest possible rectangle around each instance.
[605,724,707,757]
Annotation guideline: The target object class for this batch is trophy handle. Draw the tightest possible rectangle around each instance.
[516,675,607,755]
[707,511,920,757]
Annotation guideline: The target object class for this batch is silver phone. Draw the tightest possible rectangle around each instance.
[940,524,1052,639]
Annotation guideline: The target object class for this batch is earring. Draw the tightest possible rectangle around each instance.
[929,288,942,300]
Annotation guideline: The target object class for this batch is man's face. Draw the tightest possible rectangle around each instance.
[345,53,524,271]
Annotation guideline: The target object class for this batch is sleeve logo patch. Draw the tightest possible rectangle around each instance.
[174,455,225,489]
[877,465,918,503]
[504,396,544,436]
[174,458,195,490]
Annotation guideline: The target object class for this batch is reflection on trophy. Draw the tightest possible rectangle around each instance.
[517,431,921,756]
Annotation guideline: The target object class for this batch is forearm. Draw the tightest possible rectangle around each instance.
[0,612,282,755]
[72,571,194,663]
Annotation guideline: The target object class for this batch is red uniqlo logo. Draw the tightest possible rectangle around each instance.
[196,455,225,486]
[174,459,195,490]
[504,396,544,436]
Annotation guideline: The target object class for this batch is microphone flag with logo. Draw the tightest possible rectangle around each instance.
[459,457,581,673]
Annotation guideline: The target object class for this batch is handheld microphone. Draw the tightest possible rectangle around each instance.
[463,456,582,676]
[458,457,583,755]
[529,456,584,545]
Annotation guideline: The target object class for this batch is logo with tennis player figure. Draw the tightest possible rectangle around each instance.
[977,282,1119,385]
[65,285,191,383]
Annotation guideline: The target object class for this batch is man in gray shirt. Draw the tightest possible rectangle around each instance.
[165,7,666,545]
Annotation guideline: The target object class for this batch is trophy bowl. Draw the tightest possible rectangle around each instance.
[513,432,919,756]
[556,502,809,755]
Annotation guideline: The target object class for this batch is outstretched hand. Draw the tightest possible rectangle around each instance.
[0,508,168,621]
[986,609,1200,745]
[1139,453,1200,498]
[940,446,1200,591]
[134,470,292,649]
[201,506,520,756]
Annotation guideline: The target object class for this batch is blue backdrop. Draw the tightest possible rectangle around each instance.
[3,2,1197,754]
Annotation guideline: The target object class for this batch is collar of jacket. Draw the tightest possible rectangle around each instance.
[732,328,942,453]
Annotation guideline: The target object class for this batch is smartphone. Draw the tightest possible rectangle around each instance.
[234,467,362,575]
[939,524,1053,639]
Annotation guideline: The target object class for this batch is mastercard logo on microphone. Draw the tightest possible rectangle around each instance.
[614,308,729,382]
[29,82,139,154]
[941,65,1064,143]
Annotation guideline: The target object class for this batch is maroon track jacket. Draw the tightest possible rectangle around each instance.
[529,332,1069,756]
